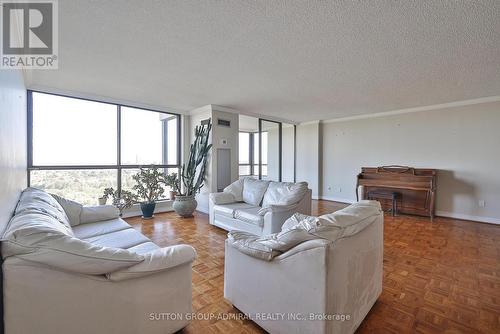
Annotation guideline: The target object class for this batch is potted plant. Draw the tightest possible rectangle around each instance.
[173,120,212,217]
[102,188,137,217]
[164,172,179,200]
[132,166,166,219]
[98,196,107,205]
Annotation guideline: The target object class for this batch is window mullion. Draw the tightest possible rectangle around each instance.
[117,105,122,194]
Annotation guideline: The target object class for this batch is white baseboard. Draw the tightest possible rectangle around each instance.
[196,206,209,214]
[121,200,174,218]
[313,198,500,225]
[316,196,355,204]
[436,211,500,225]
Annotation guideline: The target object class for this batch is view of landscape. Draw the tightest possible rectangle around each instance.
[30,169,176,206]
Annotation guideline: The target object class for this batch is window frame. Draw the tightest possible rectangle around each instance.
[239,119,296,182]
[27,90,182,198]
[238,130,268,177]
[258,119,281,180]
[238,131,253,176]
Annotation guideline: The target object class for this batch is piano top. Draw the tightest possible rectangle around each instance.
[357,166,437,191]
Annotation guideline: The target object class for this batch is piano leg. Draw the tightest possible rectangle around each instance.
[430,190,436,223]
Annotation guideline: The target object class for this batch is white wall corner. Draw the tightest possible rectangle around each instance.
[189,104,214,115]
[299,120,321,126]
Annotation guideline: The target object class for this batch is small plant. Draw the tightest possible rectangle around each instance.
[132,166,166,203]
[164,172,180,193]
[102,188,137,216]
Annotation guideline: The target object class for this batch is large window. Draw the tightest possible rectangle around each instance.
[238,118,295,181]
[28,91,181,205]
[238,131,267,177]
[238,132,251,176]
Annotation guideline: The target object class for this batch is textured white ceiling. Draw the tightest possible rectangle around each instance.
[27,1,500,122]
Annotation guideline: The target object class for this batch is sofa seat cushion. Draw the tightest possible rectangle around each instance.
[72,218,130,239]
[82,228,151,249]
[227,226,320,261]
[262,181,308,208]
[242,178,270,206]
[126,241,160,255]
[234,207,264,227]
[213,203,257,219]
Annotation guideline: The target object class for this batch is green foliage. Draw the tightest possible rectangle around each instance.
[30,170,117,206]
[132,166,166,203]
[164,172,180,193]
[179,120,212,196]
[102,187,137,216]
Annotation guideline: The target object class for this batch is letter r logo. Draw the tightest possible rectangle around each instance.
[2,1,53,54]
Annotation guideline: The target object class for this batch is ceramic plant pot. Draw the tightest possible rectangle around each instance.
[173,195,197,218]
[140,202,156,219]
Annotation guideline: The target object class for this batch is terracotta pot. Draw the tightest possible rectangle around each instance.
[169,191,177,200]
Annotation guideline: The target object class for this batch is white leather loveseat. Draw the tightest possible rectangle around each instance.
[209,178,312,236]
[2,187,196,334]
[224,201,384,334]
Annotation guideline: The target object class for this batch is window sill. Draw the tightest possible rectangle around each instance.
[121,199,175,218]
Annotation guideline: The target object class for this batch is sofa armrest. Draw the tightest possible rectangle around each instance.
[258,202,299,215]
[274,239,331,261]
[80,205,120,224]
[209,192,236,205]
[106,245,196,281]
[262,206,299,235]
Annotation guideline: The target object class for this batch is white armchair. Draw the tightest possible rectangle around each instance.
[209,178,312,235]
[224,201,384,334]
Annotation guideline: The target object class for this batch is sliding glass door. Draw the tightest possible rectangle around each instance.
[281,123,295,182]
[259,120,281,181]
[238,116,296,182]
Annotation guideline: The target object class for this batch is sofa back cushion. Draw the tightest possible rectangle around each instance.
[15,187,72,230]
[2,188,144,275]
[223,178,244,202]
[50,193,83,226]
[242,178,270,206]
[262,181,308,208]
[319,200,382,238]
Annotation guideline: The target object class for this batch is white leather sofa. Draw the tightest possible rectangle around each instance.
[2,187,196,334]
[209,178,312,236]
[224,201,384,334]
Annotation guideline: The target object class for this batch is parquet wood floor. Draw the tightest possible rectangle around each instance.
[127,200,500,333]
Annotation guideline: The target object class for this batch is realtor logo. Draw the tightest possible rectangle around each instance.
[1,0,58,69]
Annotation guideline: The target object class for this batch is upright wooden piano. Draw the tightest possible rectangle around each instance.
[356,166,437,220]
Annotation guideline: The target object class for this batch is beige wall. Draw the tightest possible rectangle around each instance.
[188,106,239,213]
[282,124,295,182]
[320,101,500,224]
[0,70,27,233]
[296,122,320,198]
[210,108,240,189]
